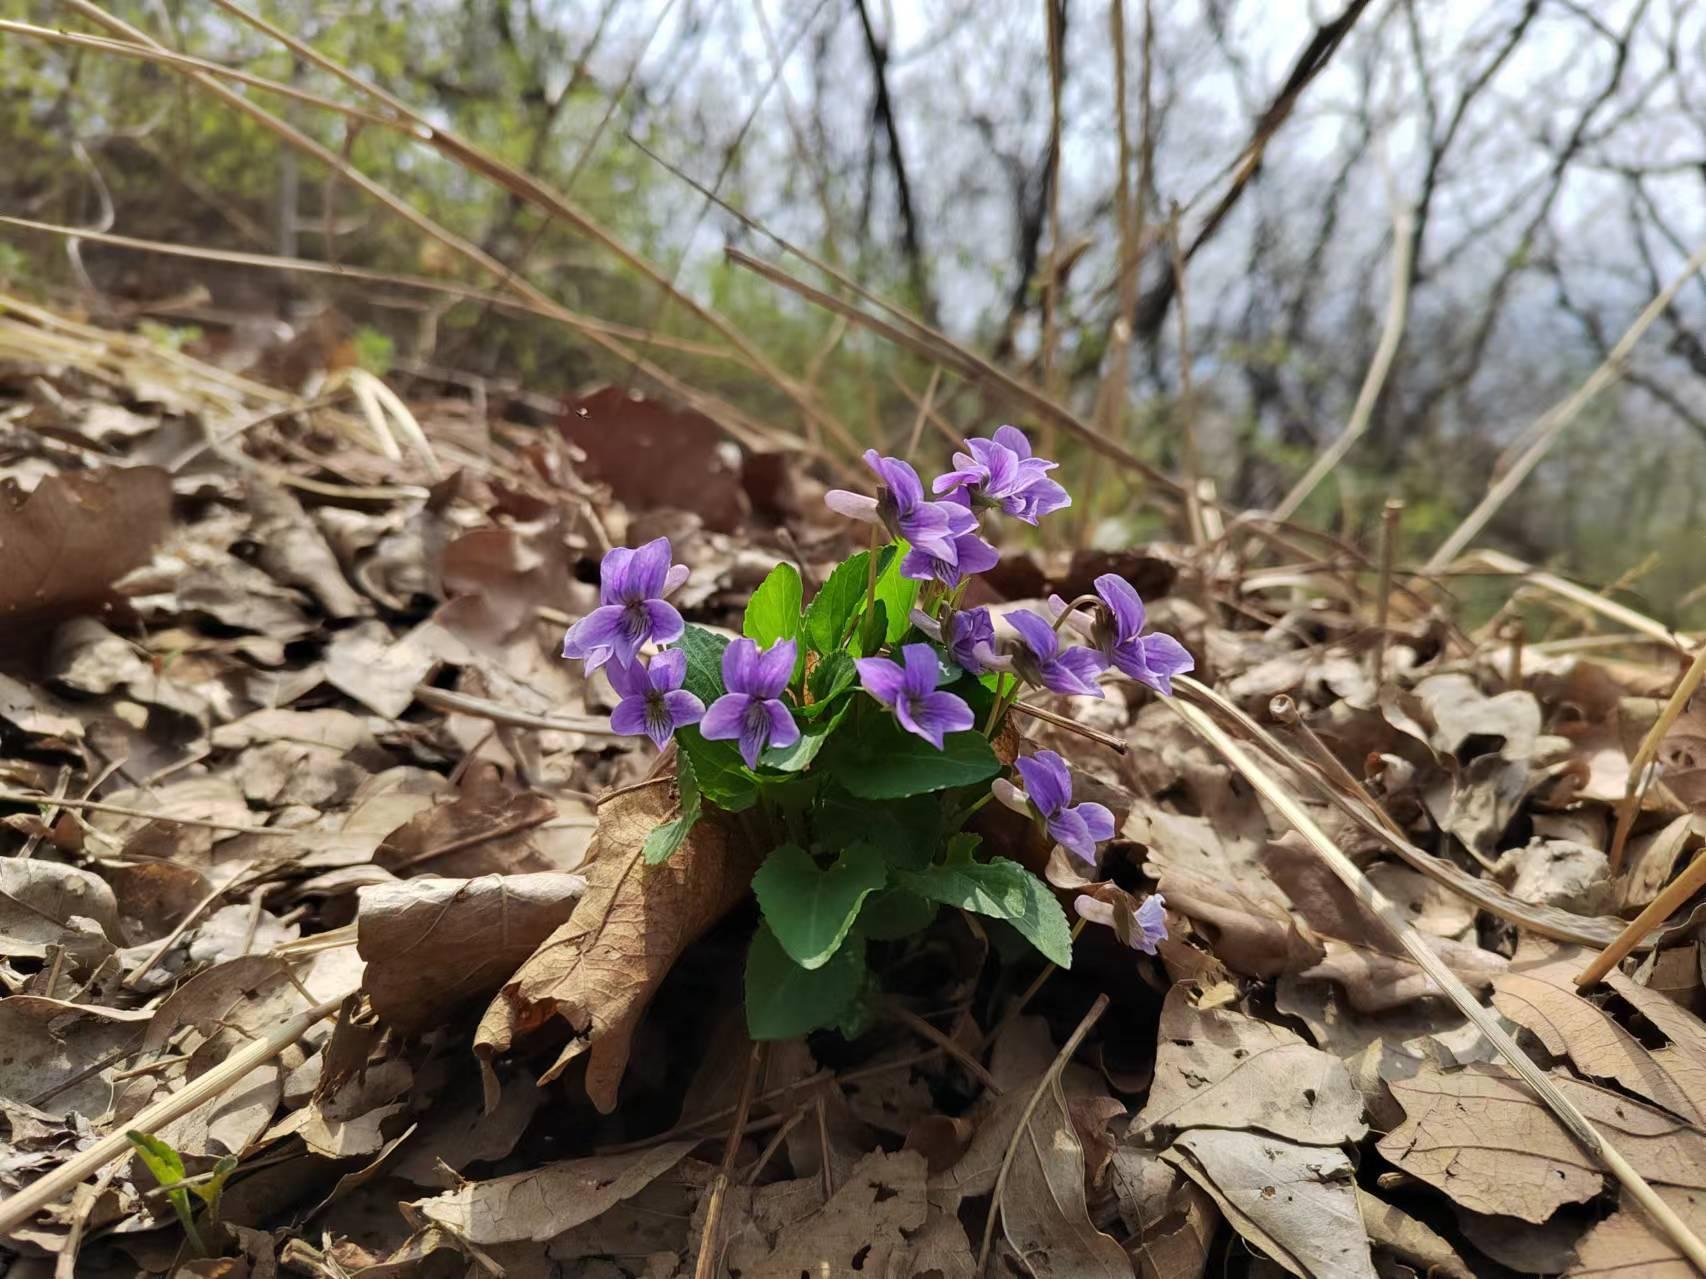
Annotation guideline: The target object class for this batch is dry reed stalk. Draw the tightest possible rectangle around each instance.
[1576,848,1706,988]
[1163,694,1706,1272]
[1458,548,1694,652]
[1606,640,1706,872]
[0,991,352,1234]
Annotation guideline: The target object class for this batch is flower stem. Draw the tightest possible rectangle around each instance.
[982,674,1011,737]
[864,523,880,616]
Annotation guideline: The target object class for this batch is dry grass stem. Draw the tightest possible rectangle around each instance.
[693,1041,765,1279]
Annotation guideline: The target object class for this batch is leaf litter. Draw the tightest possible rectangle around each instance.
[2,290,1706,1279]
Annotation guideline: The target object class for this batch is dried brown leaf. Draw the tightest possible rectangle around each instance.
[357,871,586,1034]
[1493,940,1703,1123]
[999,1068,1133,1278]
[0,467,172,625]
[376,763,580,880]
[1132,984,1366,1145]
[0,859,119,962]
[1379,1061,1706,1223]
[407,1139,698,1243]
[1163,1129,1375,1279]
[475,778,761,1112]
[1108,1147,1217,1279]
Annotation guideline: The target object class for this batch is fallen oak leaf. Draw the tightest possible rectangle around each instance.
[475,777,762,1112]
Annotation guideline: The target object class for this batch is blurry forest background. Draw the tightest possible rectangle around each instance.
[3,0,1705,617]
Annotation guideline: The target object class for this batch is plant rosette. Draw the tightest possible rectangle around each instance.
[559,426,1191,1040]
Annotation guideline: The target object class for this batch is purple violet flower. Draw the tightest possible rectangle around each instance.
[900,499,999,585]
[932,425,1071,525]
[606,649,704,750]
[912,605,998,676]
[562,538,690,673]
[1075,891,1167,953]
[855,643,975,748]
[992,749,1115,863]
[1004,610,1108,698]
[824,450,960,563]
[700,637,801,769]
[1050,574,1195,696]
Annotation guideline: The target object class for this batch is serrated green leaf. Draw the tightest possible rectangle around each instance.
[823,712,1000,799]
[803,550,872,653]
[677,625,729,705]
[745,924,866,1039]
[897,857,1073,967]
[126,1130,185,1188]
[643,751,702,864]
[753,842,887,969]
[874,541,918,643]
[743,563,804,661]
[678,727,757,812]
[857,887,939,940]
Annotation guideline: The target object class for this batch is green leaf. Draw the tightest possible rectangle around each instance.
[677,625,729,705]
[874,541,918,642]
[856,600,888,656]
[744,563,804,658]
[753,843,887,969]
[191,1154,239,1216]
[643,751,703,864]
[823,712,1000,799]
[803,550,872,652]
[805,650,858,711]
[126,1131,186,1188]
[678,727,757,812]
[897,856,1073,967]
[857,887,939,940]
[816,787,941,871]
[745,925,866,1039]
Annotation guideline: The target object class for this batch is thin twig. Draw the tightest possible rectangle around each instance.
[1007,700,1129,754]
[0,790,291,836]
[1371,497,1403,682]
[0,990,351,1234]
[412,686,620,736]
[1164,695,1706,1272]
[975,993,1110,1273]
[1577,848,1706,989]
[1607,641,1706,872]
[887,1003,1002,1094]
[694,1042,765,1279]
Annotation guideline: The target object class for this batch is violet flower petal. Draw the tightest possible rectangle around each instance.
[1014,750,1071,817]
[854,656,907,707]
[1093,573,1145,641]
[700,692,752,743]
[899,643,940,699]
[747,639,797,698]
[1133,893,1168,953]
[824,489,881,522]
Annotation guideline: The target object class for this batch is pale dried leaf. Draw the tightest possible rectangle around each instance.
[357,872,586,1034]
[737,1150,930,1277]
[0,859,120,960]
[409,1140,698,1243]
[475,778,761,1112]
[1379,1061,1706,1222]
[1132,984,1366,1145]
[1108,1147,1217,1279]
[1163,1128,1375,1279]
[999,1069,1132,1278]
[1493,940,1703,1123]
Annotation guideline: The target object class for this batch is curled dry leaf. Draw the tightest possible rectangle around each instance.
[998,1068,1133,1279]
[1354,1186,1474,1279]
[732,1149,933,1276]
[0,466,172,625]
[475,778,762,1112]
[357,872,587,1034]
[1493,940,1705,1124]
[0,858,120,964]
[407,1138,699,1244]
[1163,1130,1375,1279]
[1109,1147,1218,1279]
[376,762,582,880]
[1379,1061,1706,1224]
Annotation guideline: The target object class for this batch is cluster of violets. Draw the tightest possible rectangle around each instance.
[560,425,1183,955]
